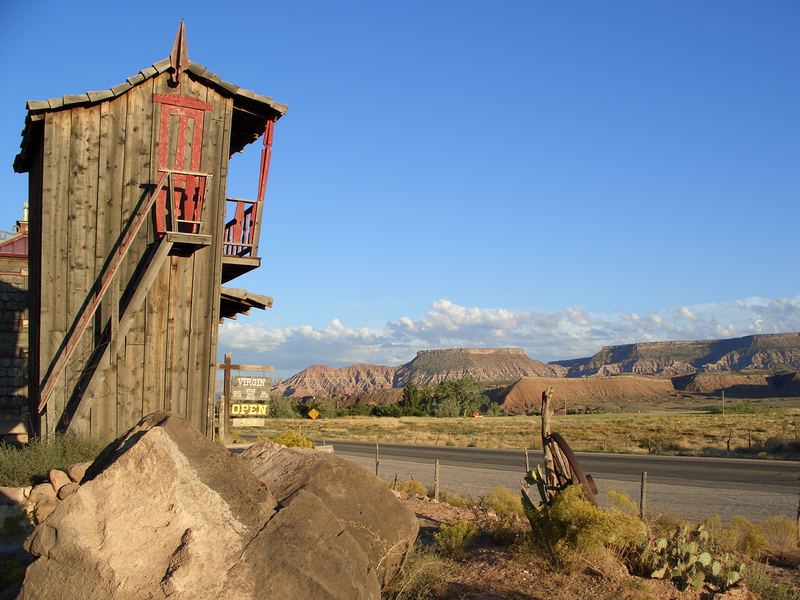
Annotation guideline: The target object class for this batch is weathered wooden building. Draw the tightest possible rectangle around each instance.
[13,25,286,440]
[0,209,29,443]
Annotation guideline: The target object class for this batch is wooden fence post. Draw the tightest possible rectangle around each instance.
[434,459,440,501]
[639,470,648,520]
[218,394,226,442]
[796,489,800,547]
[541,386,556,495]
[222,353,233,439]
[375,443,380,477]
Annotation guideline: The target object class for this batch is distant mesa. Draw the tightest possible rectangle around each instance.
[550,332,800,377]
[272,333,800,404]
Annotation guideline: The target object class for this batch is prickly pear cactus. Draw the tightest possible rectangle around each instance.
[646,524,744,592]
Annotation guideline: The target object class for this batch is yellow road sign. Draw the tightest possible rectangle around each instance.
[308,408,320,420]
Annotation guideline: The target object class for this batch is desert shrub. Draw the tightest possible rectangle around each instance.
[0,433,104,487]
[397,479,429,499]
[434,520,478,558]
[481,485,525,542]
[439,488,469,508]
[273,429,315,448]
[725,515,767,559]
[647,512,690,540]
[383,545,446,600]
[759,515,800,565]
[607,489,638,516]
[525,485,647,566]
[745,562,800,600]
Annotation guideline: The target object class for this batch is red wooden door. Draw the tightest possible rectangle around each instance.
[153,94,212,234]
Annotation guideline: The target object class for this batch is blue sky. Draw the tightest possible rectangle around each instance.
[1,1,798,378]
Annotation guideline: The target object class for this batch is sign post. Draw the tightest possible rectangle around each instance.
[217,354,274,438]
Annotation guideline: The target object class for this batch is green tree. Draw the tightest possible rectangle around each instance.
[399,382,424,416]
[435,397,460,418]
[430,378,487,417]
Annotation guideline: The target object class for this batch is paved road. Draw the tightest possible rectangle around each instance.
[322,440,799,522]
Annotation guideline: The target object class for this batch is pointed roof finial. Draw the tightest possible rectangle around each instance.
[170,21,189,85]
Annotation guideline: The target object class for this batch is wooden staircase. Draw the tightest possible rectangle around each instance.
[37,170,211,433]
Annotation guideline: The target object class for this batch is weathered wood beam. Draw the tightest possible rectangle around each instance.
[66,237,175,432]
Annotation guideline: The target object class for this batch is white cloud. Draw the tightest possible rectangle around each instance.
[219,296,800,379]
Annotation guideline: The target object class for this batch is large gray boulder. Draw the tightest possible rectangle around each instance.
[16,412,389,600]
[241,442,419,588]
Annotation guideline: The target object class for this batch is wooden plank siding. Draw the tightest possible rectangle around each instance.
[65,105,100,435]
[31,71,233,440]
[202,87,234,436]
[26,145,44,436]
[115,77,154,434]
[40,110,71,436]
[91,95,128,439]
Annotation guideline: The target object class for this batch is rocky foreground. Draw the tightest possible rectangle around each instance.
[2,412,418,599]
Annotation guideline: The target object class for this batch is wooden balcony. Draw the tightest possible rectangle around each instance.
[222,197,262,283]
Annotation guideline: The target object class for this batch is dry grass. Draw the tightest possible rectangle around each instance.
[238,410,800,458]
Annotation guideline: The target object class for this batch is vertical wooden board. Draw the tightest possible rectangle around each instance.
[185,252,200,428]
[190,91,225,434]
[40,111,72,432]
[119,78,155,317]
[141,259,170,415]
[162,256,179,412]
[118,339,145,432]
[66,105,101,429]
[202,93,234,436]
[171,255,192,420]
[92,95,128,440]
[116,79,155,426]
[180,73,209,103]
[27,146,44,434]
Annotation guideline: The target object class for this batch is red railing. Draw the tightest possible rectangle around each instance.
[222,118,275,259]
[155,168,213,236]
[223,198,258,257]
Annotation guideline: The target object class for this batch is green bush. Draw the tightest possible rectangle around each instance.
[0,433,104,487]
[726,515,767,559]
[273,429,315,448]
[383,545,446,600]
[745,562,800,600]
[397,479,429,499]
[607,489,638,516]
[481,485,525,542]
[439,488,469,508]
[525,485,647,566]
[433,520,478,558]
[759,515,800,566]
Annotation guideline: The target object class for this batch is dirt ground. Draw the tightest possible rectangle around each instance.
[401,497,796,600]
